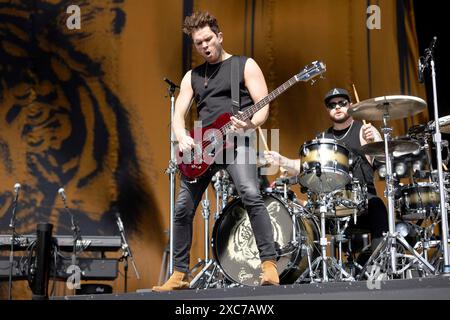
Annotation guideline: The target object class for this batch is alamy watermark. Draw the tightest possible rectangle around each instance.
[366,264,383,290]
[366,5,381,30]
[66,5,81,30]
[66,264,82,290]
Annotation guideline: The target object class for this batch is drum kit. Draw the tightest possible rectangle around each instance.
[187,95,450,289]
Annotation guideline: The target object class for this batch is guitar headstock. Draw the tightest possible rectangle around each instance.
[295,61,326,83]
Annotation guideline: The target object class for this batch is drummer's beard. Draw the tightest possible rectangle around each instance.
[330,112,350,124]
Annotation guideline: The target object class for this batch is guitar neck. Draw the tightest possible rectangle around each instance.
[219,75,298,135]
[216,60,325,135]
[239,75,298,121]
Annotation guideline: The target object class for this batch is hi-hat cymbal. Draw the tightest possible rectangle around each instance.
[361,140,420,157]
[348,95,426,120]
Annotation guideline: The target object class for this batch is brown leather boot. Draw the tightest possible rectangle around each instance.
[260,260,280,286]
[152,270,190,292]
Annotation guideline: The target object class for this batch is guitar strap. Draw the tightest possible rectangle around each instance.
[231,56,240,115]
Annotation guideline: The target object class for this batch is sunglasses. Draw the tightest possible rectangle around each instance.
[326,100,349,109]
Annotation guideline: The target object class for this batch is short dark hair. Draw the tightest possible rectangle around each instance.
[182,11,220,37]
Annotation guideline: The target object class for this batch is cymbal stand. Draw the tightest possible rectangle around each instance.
[163,77,179,275]
[357,108,436,279]
[421,37,450,272]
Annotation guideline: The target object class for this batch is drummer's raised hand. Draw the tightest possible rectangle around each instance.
[362,123,376,143]
[264,150,284,166]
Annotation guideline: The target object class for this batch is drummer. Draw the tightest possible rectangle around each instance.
[265,88,389,251]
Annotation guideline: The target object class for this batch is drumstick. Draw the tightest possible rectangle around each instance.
[257,127,287,175]
[352,84,367,125]
[257,126,270,151]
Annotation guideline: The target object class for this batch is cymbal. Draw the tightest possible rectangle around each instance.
[361,140,420,157]
[348,95,426,120]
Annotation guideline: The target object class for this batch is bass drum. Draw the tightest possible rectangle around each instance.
[212,193,319,286]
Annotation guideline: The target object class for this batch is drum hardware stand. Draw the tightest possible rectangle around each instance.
[212,170,231,220]
[296,194,354,283]
[330,217,351,280]
[189,255,230,289]
[157,230,170,285]
[357,109,436,280]
[213,173,222,221]
[163,77,179,275]
[189,259,225,289]
[416,219,439,263]
[8,183,21,300]
[189,188,212,276]
[190,174,235,289]
[115,211,140,293]
[419,37,450,273]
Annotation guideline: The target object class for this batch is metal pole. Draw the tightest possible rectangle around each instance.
[382,111,397,273]
[169,92,176,275]
[164,78,179,275]
[430,58,450,272]
[201,189,210,263]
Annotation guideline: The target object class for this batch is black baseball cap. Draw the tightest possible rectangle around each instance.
[324,88,351,105]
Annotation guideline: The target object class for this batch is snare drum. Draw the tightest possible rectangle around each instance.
[298,138,351,193]
[398,182,440,220]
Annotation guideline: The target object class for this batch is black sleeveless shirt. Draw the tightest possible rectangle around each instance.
[191,56,253,127]
[321,120,377,195]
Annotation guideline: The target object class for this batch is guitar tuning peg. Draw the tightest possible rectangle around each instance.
[320,75,325,79]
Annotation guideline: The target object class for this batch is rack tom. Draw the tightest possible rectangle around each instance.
[298,138,351,194]
[398,182,440,220]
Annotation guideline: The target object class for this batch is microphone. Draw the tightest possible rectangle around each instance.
[14,183,21,194]
[163,77,180,88]
[419,37,437,84]
[418,57,424,84]
[58,187,67,202]
[426,36,437,55]
[115,212,125,232]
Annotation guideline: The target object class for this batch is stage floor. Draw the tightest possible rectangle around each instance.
[53,275,450,300]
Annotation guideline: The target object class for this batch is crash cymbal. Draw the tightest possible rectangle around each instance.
[348,95,426,120]
[361,140,420,157]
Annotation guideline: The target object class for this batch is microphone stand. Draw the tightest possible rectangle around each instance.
[420,37,450,273]
[163,77,179,275]
[8,183,21,300]
[115,212,140,293]
[59,189,81,294]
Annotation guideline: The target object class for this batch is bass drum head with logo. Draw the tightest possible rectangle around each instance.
[212,194,318,286]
